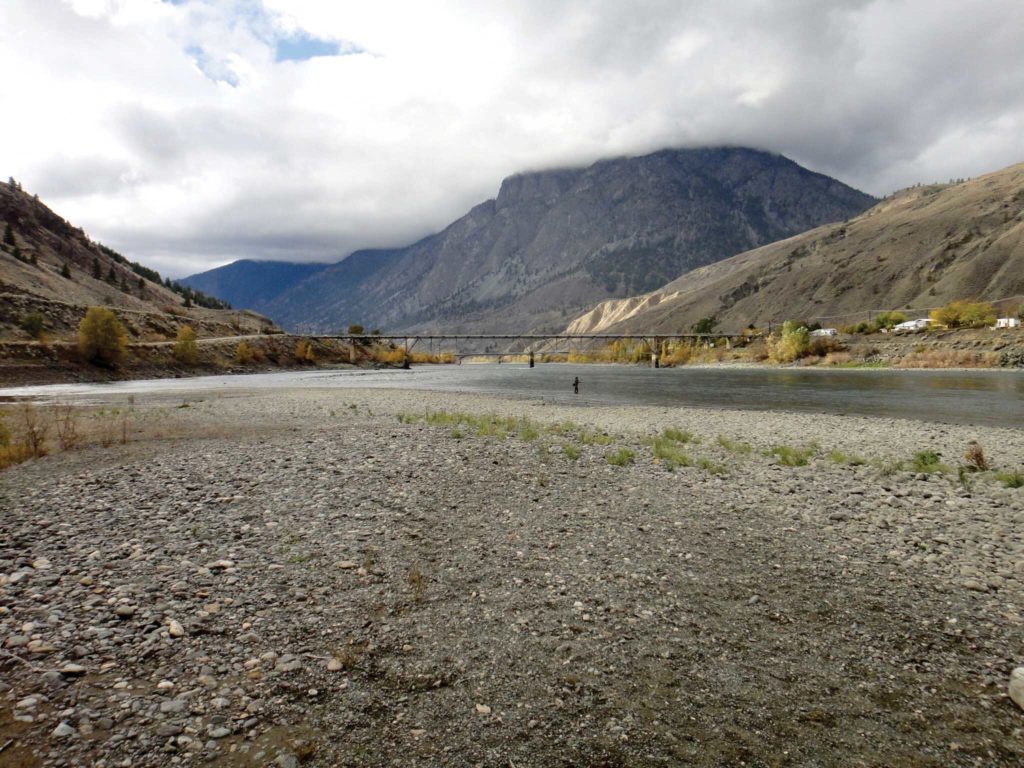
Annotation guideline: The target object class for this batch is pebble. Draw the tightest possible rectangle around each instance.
[1010,667,1024,710]
[167,619,186,637]
[52,722,76,739]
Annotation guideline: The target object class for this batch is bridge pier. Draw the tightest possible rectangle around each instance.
[529,349,535,368]
[651,352,659,368]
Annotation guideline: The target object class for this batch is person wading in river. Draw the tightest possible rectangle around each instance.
[573,376,580,395]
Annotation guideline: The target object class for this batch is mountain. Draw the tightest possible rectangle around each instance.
[0,180,276,341]
[565,162,1024,335]
[181,259,326,315]
[184,147,876,333]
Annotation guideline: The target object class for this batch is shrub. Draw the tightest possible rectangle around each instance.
[77,307,128,368]
[768,321,809,363]
[606,448,635,466]
[692,316,718,334]
[295,339,317,363]
[963,441,989,472]
[563,444,581,461]
[806,336,843,357]
[173,325,199,365]
[19,312,45,339]
[929,300,996,329]
[911,450,944,473]
[872,311,908,331]
[234,340,256,364]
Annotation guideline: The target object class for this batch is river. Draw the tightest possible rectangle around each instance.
[2,364,1023,428]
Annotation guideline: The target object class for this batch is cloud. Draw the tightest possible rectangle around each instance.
[1,0,1022,277]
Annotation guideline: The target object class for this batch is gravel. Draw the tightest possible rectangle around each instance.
[1,386,1023,766]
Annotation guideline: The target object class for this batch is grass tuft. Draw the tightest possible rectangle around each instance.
[606,448,635,467]
[766,444,817,467]
[995,469,1024,488]
[717,435,752,455]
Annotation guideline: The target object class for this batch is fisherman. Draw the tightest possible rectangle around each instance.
[573,376,580,395]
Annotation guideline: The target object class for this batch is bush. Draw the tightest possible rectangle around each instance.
[19,312,45,339]
[77,307,128,368]
[234,340,256,365]
[295,339,317,363]
[766,444,817,466]
[911,450,944,473]
[173,325,199,365]
[963,441,989,472]
[692,317,717,334]
[872,311,908,331]
[929,300,996,329]
[768,321,809,363]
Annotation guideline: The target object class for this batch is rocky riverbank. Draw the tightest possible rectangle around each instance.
[1,388,1022,766]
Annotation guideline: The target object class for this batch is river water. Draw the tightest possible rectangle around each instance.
[1,364,1023,428]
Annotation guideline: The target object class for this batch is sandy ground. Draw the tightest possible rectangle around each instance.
[1,386,1023,767]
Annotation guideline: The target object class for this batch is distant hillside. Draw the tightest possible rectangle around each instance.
[565,162,1024,335]
[180,259,326,316]
[0,180,276,341]
[185,147,876,332]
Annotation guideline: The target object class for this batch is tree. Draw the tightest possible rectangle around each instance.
[61,262,72,279]
[107,265,117,283]
[173,325,199,365]
[3,222,14,248]
[78,307,128,368]
[692,316,718,334]
[347,324,365,335]
[930,300,996,329]
[92,258,102,279]
[183,295,192,308]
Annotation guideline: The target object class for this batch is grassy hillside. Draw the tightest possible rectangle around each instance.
[0,179,277,342]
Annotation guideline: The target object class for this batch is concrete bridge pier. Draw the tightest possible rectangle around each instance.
[529,349,535,368]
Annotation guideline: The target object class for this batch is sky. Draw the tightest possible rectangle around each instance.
[1,0,1023,278]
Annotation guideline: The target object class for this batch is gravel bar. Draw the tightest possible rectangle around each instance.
[1,387,1023,767]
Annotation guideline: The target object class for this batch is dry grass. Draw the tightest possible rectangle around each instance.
[895,349,1000,368]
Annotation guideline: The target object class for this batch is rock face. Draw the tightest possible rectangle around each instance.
[184,147,875,333]
[565,160,1024,335]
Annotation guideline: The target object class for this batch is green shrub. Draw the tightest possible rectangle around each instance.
[697,457,726,475]
[871,311,908,331]
[173,325,199,365]
[911,450,944,473]
[606,448,635,466]
[563,444,581,461]
[77,307,127,368]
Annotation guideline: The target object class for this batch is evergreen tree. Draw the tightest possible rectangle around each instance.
[92,257,101,279]
[3,222,14,248]
[107,265,116,283]
[61,262,72,279]
[29,253,37,266]
[183,295,193,308]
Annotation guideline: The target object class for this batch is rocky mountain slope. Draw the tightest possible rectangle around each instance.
[184,147,876,333]
[0,181,276,342]
[566,162,1024,335]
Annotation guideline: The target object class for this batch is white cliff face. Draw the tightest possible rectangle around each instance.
[564,289,683,334]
